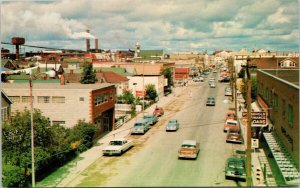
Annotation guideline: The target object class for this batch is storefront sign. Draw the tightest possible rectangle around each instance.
[242,112,267,125]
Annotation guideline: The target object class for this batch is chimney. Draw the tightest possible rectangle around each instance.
[95,38,99,50]
[86,29,90,52]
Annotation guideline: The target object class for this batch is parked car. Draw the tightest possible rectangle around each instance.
[226,111,236,120]
[226,128,242,144]
[225,90,233,96]
[223,119,239,132]
[206,97,215,106]
[220,77,230,83]
[225,157,246,181]
[199,76,204,82]
[178,140,200,159]
[131,119,150,134]
[143,114,158,125]
[102,138,133,156]
[166,119,180,131]
[193,77,201,82]
[153,106,164,117]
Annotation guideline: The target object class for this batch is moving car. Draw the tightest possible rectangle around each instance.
[223,119,239,132]
[225,157,246,181]
[225,90,233,96]
[210,82,216,88]
[166,119,180,131]
[153,106,164,117]
[102,138,133,156]
[226,128,242,144]
[178,140,200,159]
[131,119,150,134]
[143,114,158,125]
[206,97,215,106]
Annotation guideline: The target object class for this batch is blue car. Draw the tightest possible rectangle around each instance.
[166,119,180,131]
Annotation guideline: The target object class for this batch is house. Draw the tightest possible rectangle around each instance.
[2,83,116,133]
[1,90,12,122]
[97,71,129,96]
[257,69,299,168]
[175,67,190,81]
[250,57,299,69]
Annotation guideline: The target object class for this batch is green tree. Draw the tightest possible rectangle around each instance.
[122,90,135,104]
[241,76,257,102]
[3,165,27,187]
[80,63,98,84]
[145,84,158,101]
[161,67,173,87]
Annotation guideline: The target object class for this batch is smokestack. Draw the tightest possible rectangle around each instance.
[86,29,90,52]
[95,38,99,51]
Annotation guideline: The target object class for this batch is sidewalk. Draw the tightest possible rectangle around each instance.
[48,86,186,187]
[235,95,276,186]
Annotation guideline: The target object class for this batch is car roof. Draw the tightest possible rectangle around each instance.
[110,138,127,142]
[226,119,238,123]
[182,140,197,145]
[136,119,148,123]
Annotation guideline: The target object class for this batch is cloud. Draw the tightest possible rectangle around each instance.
[1,0,298,53]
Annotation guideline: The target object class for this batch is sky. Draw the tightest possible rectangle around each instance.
[1,0,299,54]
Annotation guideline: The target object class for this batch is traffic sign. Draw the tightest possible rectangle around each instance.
[251,138,259,148]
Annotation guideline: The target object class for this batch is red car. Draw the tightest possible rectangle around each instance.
[153,106,164,117]
[223,120,239,132]
[226,111,236,120]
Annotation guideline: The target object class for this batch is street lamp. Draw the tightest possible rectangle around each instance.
[29,70,35,187]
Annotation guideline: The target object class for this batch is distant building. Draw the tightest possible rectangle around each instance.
[257,69,299,168]
[2,83,116,133]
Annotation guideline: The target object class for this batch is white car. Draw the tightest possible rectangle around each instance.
[210,82,216,88]
[102,138,133,156]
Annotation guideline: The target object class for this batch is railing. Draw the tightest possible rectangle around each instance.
[115,114,131,129]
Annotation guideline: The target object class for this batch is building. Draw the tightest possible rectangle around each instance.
[256,69,299,168]
[1,90,12,122]
[2,83,116,133]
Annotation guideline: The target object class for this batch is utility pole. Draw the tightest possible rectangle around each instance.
[29,72,35,187]
[233,64,237,117]
[245,56,253,186]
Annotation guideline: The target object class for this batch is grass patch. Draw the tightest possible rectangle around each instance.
[36,156,84,187]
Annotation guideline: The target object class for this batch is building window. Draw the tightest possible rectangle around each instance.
[22,96,34,103]
[79,97,84,101]
[282,99,286,118]
[52,96,65,103]
[1,107,8,121]
[38,96,50,103]
[288,104,293,128]
[9,96,20,103]
[265,87,269,101]
[52,121,66,125]
[273,94,278,111]
[94,94,108,106]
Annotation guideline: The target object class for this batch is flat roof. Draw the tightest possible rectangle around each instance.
[2,83,114,90]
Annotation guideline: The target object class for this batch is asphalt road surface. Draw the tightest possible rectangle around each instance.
[66,74,246,187]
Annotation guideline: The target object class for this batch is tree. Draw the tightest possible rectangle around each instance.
[161,67,173,87]
[80,63,98,84]
[3,165,27,187]
[145,84,158,101]
[241,76,257,102]
[121,90,135,104]
[238,68,245,78]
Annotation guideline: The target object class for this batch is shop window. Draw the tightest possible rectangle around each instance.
[282,99,286,118]
[288,104,293,128]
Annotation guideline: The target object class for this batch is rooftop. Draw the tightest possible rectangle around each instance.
[2,82,114,90]
[259,69,299,87]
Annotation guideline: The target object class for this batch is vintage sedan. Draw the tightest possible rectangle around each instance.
[226,111,236,120]
[223,119,239,132]
[206,97,216,106]
[166,119,180,131]
[143,114,158,125]
[178,140,200,159]
[153,106,164,117]
[102,138,133,156]
[225,157,246,181]
[226,128,243,144]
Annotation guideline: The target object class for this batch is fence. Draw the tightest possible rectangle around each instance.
[115,114,131,129]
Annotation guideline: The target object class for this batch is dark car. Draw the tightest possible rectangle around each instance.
[206,97,215,106]
[225,157,246,181]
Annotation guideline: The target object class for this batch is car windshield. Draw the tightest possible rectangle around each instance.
[169,120,177,123]
[228,161,245,169]
[110,141,122,146]
[134,123,144,127]
[181,144,196,148]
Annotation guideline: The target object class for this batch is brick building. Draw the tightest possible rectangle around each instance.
[2,83,116,133]
[257,69,299,167]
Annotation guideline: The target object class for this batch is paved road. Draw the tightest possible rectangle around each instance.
[64,74,246,187]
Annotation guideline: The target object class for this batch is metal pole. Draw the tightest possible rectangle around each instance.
[234,65,237,117]
[29,74,35,187]
[246,57,252,186]
[142,61,145,115]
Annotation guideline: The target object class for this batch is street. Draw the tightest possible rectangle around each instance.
[63,73,246,187]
